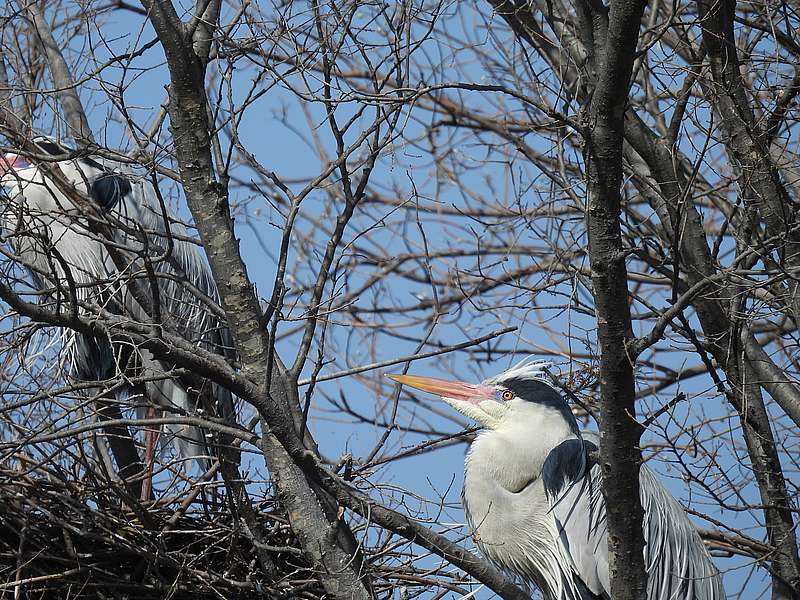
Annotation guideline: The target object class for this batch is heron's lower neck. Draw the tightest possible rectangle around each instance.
[462,428,583,599]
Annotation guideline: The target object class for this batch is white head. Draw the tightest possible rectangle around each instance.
[389,360,579,432]
[389,360,581,493]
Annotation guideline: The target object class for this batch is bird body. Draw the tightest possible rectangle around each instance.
[463,404,599,598]
[389,362,724,600]
[1,137,234,469]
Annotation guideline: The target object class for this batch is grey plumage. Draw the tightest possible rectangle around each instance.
[390,361,725,600]
[537,432,722,599]
[1,136,235,466]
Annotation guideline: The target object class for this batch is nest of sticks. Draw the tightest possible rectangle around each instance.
[0,466,325,599]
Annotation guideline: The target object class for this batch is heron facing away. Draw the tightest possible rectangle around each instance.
[1,137,236,498]
[389,362,724,599]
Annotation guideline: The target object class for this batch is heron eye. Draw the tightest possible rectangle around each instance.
[501,390,514,401]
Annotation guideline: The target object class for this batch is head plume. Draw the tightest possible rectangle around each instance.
[484,357,555,388]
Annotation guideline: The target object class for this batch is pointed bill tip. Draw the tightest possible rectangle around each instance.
[386,373,440,390]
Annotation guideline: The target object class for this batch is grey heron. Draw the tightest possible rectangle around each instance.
[1,137,235,499]
[389,361,724,599]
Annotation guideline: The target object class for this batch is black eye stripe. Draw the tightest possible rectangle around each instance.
[496,377,564,404]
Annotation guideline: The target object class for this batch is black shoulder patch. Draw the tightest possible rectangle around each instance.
[34,138,70,156]
[501,377,564,403]
[90,173,132,211]
[542,438,590,500]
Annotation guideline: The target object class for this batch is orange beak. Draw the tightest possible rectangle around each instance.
[387,374,493,403]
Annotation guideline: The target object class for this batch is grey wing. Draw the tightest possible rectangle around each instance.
[110,171,238,462]
[639,466,725,600]
[105,171,232,355]
[544,433,725,600]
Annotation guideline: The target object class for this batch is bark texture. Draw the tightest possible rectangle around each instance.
[138,2,372,598]
[584,1,649,597]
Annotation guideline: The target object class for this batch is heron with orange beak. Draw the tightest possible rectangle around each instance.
[388,361,723,600]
